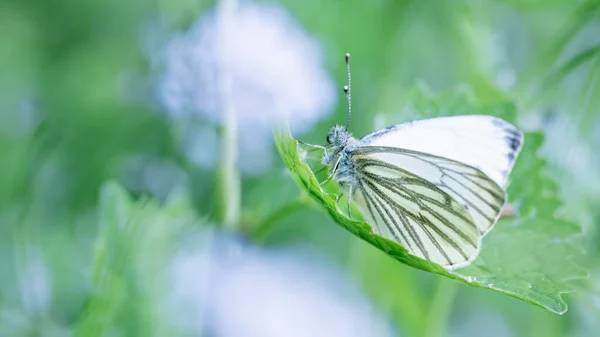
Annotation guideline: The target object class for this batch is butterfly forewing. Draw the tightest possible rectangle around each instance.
[360,115,523,188]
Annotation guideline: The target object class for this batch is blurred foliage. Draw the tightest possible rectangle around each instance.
[74,182,199,337]
[1,0,600,336]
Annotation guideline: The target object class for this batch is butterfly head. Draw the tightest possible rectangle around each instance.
[322,125,352,165]
[326,125,351,146]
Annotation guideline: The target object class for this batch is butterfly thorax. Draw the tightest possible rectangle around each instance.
[322,125,360,186]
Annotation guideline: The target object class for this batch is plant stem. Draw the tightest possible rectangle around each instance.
[216,0,240,231]
[217,98,240,230]
[423,278,458,337]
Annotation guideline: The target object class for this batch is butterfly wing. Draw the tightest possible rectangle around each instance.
[350,146,507,269]
[360,115,523,188]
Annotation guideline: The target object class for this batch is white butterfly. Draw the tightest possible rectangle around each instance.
[301,54,523,270]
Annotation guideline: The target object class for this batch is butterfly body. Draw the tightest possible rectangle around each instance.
[322,125,360,187]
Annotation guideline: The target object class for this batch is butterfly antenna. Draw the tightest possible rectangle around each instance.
[344,53,352,130]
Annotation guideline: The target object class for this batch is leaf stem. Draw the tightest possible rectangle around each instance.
[423,278,458,337]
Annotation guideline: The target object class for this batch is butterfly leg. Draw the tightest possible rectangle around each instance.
[346,185,353,218]
[296,138,330,159]
[295,138,325,149]
[320,172,335,186]
[319,156,342,186]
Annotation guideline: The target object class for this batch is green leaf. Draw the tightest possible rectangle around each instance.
[274,85,587,314]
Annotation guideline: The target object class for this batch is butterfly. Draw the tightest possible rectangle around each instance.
[299,53,523,270]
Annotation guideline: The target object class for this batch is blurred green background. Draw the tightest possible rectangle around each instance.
[1,0,600,336]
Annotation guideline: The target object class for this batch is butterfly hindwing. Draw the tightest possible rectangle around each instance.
[350,146,507,269]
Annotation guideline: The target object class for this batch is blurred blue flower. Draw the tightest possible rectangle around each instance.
[155,2,336,175]
[0,244,70,336]
[16,245,51,317]
[113,155,188,200]
[167,231,395,337]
